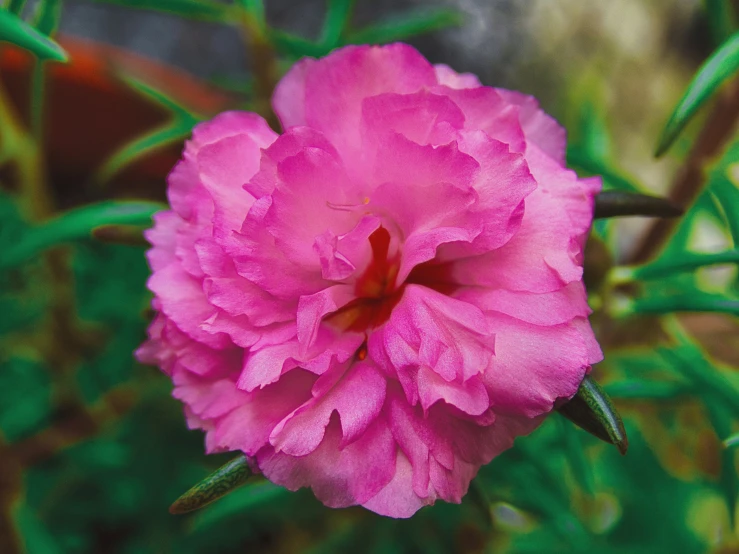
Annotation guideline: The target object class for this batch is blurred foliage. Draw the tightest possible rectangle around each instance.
[1,0,739,553]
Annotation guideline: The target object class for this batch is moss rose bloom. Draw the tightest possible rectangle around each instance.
[137,43,602,518]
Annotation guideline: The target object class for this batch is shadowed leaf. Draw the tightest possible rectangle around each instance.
[567,147,642,193]
[0,9,67,62]
[345,9,463,44]
[170,455,255,515]
[88,0,230,21]
[594,191,683,219]
[557,375,628,455]
[656,30,739,157]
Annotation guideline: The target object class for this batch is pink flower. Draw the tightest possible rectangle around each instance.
[137,43,602,518]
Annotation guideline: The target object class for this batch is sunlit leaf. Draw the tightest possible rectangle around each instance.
[87,0,230,22]
[0,201,163,268]
[623,249,739,280]
[557,375,628,455]
[594,191,683,219]
[345,8,463,44]
[724,432,739,447]
[656,30,739,157]
[170,454,255,514]
[0,9,67,61]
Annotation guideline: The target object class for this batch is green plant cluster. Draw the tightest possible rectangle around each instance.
[1,0,739,552]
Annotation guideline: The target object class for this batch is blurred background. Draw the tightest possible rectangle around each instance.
[1,0,739,552]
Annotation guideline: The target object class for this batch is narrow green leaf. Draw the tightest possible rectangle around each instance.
[88,0,230,22]
[0,200,163,268]
[594,191,683,219]
[661,318,739,419]
[604,379,693,400]
[555,417,594,495]
[724,432,739,448]
[656,30,739,157]
[268,29,329,58]
[566,147,642,192]
[34,0,62,35]
[0,9,67,61]
[236,0,266,29]
[7,0,26,15]
[189,481,287,531]
[628,249,739,280]
[704,0,736,46]
[320,0,355,48]
[170,455,254,515]
[711,171,739,245]
[557,375,629,455]
[122,76,200,120]
[94,119,195,183]
[345,8,463,45]
[627,292,739,316]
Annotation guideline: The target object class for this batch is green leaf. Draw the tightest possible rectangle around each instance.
[189,481,289,531]
[656,30,739,157]
[13,501,63,554]
[7,0,26,15]
[268,29,329,58]
[87,0,230,22]
[345,8,463,45]
[169,455,255,514]
[0,200,163,268]
[724,432,739,447]
[625,292,739,316]
[557,375,629,455]
[567,147,643,192]
[0,8,67,61]
[34,0,62,35]
[121,76,200,120]
[704,0,736,46]
[236,0,265,30]
[320,0,355,48]
[711,168,739,246]
[594,191,683,219]
[94,119,196,183]
[0,357,52,442]
[604,379,693,400]
[625,249,739,280]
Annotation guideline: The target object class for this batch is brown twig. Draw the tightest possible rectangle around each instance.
[629,77,739,264]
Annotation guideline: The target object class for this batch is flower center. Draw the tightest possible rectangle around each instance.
[324,226,404,332]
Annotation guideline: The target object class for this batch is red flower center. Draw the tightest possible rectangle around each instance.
[324,227,459,333]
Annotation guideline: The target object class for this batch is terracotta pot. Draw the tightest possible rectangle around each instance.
[0,34,235,208]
